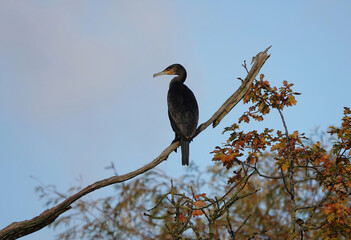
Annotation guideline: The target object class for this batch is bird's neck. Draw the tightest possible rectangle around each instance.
[170,72,187,86]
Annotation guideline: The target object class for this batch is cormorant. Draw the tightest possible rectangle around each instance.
[153,64,199,166]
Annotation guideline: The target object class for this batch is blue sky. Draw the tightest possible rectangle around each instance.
[1,1,351,239]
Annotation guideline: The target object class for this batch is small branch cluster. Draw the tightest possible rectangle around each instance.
[145,172,260,239]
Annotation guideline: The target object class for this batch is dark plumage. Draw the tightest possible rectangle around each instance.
[153,64,199,166]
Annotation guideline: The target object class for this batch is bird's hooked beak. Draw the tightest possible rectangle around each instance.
[153,69,173,78]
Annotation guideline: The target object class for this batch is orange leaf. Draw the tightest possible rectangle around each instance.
[291,131,299,139]
[193,193,206,199]
[194,200,206,208]
[192,210,203,217]
[178,213,187,223]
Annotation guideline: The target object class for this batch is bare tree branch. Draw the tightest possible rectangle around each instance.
[0,46,271,240]
[195,45,271,132]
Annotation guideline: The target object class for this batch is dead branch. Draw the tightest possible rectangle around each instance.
[0,46,271,240]
[195,45,271,132]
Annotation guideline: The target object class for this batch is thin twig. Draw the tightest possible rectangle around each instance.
[234,214,251,235]
[277,108,289,137]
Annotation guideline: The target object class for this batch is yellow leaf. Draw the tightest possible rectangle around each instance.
[327,213,334,223]
[282,162,289,171]
[288,95,297,105]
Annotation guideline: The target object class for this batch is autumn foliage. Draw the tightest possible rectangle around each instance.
[211,75,351,239]
[38,74,351,239]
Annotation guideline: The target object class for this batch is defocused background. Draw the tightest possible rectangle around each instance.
[1,1,350,239]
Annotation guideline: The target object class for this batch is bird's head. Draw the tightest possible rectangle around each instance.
[153,64,186,78]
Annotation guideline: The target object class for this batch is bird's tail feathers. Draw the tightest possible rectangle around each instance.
[181,140,189,166]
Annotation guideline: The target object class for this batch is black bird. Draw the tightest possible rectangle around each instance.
[153,64,199,166]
